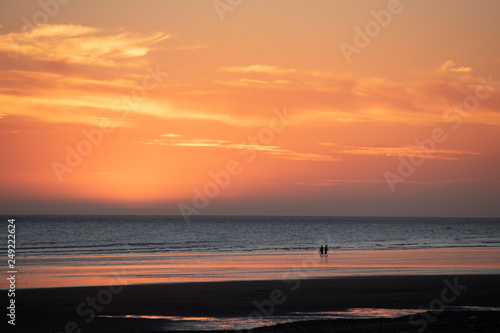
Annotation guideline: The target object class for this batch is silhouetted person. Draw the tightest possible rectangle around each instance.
[319,245,324,257]
[324,244,328,257]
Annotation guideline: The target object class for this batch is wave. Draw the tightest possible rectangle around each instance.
[12,215,500,257]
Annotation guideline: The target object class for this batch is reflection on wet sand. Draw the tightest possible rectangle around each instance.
[17,248,500,288]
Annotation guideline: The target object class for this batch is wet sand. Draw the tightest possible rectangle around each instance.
[16,247,500,288]
[15,274,500,332]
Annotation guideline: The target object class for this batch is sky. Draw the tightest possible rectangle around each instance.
[0,0,499,217]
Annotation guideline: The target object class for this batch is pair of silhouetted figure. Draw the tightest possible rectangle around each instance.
[319,244,328,257]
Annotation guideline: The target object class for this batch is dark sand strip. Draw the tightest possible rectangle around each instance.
[15,275,500,332]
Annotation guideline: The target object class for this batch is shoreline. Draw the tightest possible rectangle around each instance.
[16,274,500,332]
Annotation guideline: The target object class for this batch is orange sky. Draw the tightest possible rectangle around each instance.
[1,0,499,216]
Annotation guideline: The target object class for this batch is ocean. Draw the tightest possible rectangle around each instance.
[11,215,500,257]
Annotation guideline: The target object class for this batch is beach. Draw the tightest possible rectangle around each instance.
[15,248,500,288]
[15,274,500,332]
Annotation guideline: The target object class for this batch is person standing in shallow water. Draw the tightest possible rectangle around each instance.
[319,245,324,257]
[324,244,328,257]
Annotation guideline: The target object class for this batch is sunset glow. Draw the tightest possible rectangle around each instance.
[1,0,499,216]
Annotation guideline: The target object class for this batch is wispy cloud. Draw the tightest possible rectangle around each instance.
[220,65,296,74]
[320,179,393,186]
[160,133,182,138]
[163,44,209,52]
[0,24,170,67]
[136,136,337,162]
[321,143,481,160]
[216,78,292,86]
[208,68,500,127]
[439,60,472,73]
[440,179,500,184]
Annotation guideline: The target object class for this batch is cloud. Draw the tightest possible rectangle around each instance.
[335,117,367,123]
[216,78,292,86]
[320,179,391,186]
[0,25,222,127]
[439,60,472,73]
[220,65,296,74]
[239,79,268,85]
[0,24,171,67]
[163,44,209,52]
[136,136,337,162]
[160,133,182,138]
[440,179,500,184]
[267,150,337,162]
[320,143,481,161]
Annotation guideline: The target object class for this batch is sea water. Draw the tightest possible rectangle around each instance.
[10,215,500,257]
